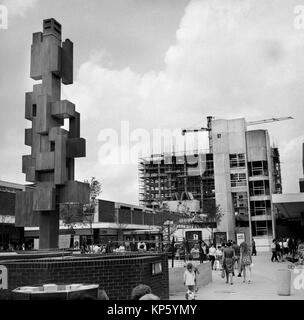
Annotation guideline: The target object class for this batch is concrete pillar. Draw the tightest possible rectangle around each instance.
[39,210,59,249]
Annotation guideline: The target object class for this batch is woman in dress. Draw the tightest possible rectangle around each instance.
[222,242,235,285]
[240,241,252,283]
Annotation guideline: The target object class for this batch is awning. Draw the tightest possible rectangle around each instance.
[272,193,304,220]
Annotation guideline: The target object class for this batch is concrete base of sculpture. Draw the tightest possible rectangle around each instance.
[39,211,60,249]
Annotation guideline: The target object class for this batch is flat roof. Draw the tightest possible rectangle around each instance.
[0,180,26,190]
[272,193,304,220]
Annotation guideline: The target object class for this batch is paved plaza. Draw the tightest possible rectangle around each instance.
[170,252,304,300]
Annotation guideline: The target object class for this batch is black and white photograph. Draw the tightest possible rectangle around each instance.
[0,0,304,306]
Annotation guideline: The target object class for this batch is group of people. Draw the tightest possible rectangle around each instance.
[220,241,253,285]
[206,240,254,285]
[0,242,27,252]
[175,240,214,262]
[182,239,255,299]
[79,239,153,254]
[271,237,304,263]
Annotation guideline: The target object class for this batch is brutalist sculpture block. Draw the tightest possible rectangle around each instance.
[15,18,89,249]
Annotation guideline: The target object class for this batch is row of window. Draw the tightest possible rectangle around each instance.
[231,173,247,187]
[230,155,269,177]
[229,154,246,168]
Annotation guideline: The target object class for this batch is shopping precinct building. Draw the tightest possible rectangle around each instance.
[139,117,283,250]
[0,180,25,249]
[23,199,187,247]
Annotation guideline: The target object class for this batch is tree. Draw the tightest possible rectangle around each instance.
[84,177,102,201]
[202,199,223,241]
[83,177,102,247]
[60,177,102,248]
[59,203,83,247]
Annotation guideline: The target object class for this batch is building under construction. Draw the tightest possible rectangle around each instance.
[139,152,215,210]
[139,116,287,250]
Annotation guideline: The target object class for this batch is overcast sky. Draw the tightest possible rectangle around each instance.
[1,0,304,204]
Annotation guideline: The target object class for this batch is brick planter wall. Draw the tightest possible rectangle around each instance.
[0,253,169,300]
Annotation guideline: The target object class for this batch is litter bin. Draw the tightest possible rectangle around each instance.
[276,269,291,296]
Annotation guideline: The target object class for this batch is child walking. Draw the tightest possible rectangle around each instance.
[183,263,196,300]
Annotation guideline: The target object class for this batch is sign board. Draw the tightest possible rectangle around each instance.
[236,233,245,246]
[73,235,80,248]
[34,239,39,250]
[214,232,227,245]
[152,262,162,275]
[185,230,202,241]
[59,234,71,249]
[0,265,8,290]
[163,200,200,214]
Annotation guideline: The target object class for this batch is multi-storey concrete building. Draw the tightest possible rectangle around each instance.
[139,117,282,249]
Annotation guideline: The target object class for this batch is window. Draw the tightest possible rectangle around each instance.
[249,180,270,196]
[232,192,248,209]
[217,134,221,138]
[248,161,268,177]
[231,173,247,187]
[250,200,271,216]
[252,220,272,237]
[230,154,246,168]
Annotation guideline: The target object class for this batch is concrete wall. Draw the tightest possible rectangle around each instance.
[246,130,268,162]
[212,118,247,241]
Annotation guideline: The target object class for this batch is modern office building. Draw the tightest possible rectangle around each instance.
[139,117,283,250]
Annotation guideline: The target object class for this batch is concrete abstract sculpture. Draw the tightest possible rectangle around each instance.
[15,18,89,249]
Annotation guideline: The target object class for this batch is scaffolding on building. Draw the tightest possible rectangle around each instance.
[138,150,215,210]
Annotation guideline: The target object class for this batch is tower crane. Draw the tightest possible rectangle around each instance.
[247,116,294,126]
[181,116,293,153]
[182,116,213,153]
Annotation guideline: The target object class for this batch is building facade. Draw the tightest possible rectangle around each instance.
[139,117,282,249]
[0,181,25,250]
[23,199,188,247]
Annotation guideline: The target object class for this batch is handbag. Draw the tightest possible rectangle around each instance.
[243,255,251,266]
[221,269,225,279]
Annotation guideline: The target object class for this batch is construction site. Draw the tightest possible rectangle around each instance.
[138,116,291,250]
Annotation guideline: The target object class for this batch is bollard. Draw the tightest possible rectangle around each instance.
[276,269,291,296]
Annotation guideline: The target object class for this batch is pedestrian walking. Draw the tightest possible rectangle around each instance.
[184,263,196,300]
[190,244,200,260]
[271,239,279,262]
[283,238,289,257]
[208,244,216,270]
[276,240,282,261]
[232,241,241,273]
[215,246,223,270]
[202,241,208,261]
[240,241,252,283]
[222,242,235,285]
[251,239,257,256]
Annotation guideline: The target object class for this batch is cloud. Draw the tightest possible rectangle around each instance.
[64,0,304,203]
[2,0,38,18]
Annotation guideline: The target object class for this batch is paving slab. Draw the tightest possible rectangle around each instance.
[169,252,304,300]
